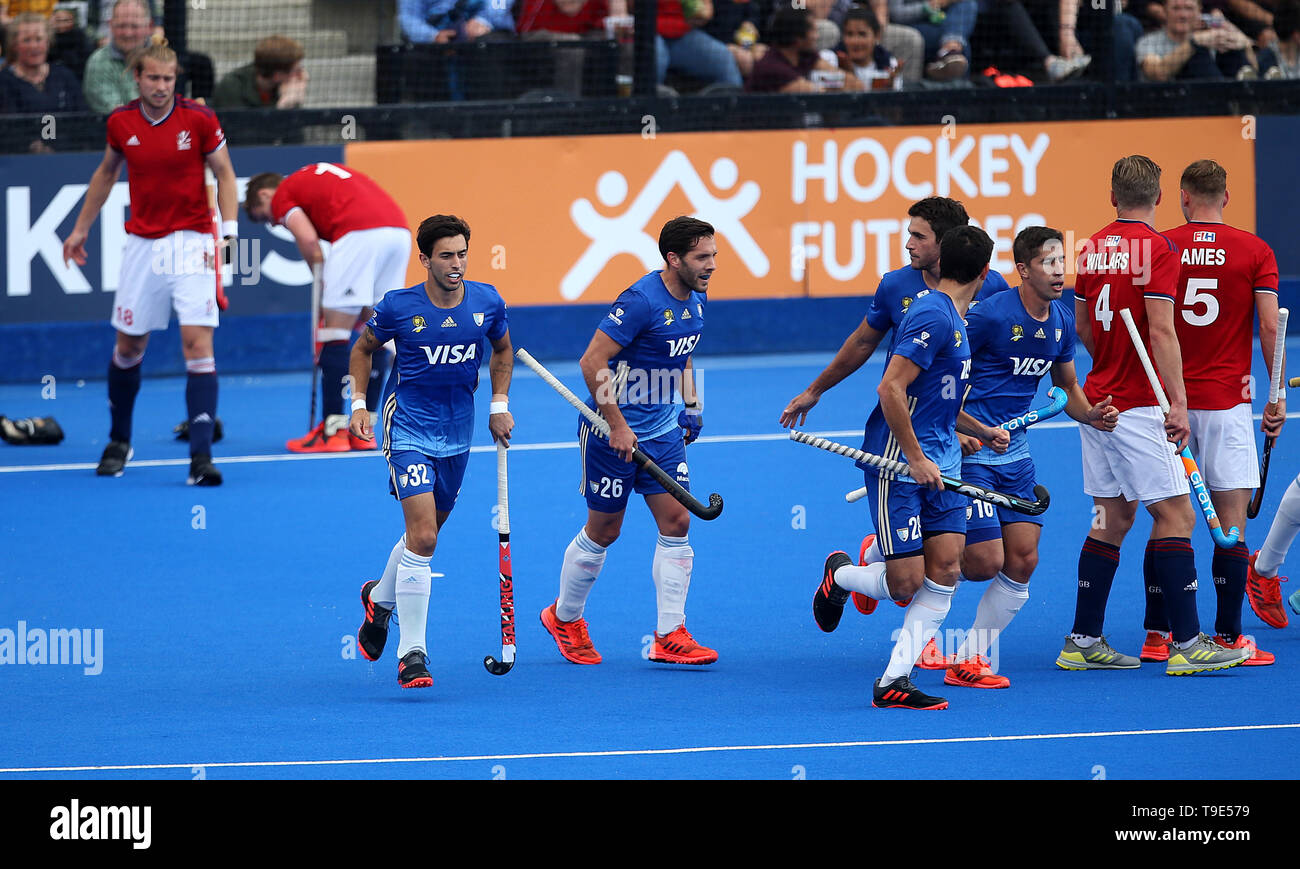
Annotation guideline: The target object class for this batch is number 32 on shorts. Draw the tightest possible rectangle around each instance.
[399,464,430,488]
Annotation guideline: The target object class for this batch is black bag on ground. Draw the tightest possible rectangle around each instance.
[0,416,65,445]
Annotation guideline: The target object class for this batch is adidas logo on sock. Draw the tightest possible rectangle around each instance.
[193,413,212,424]
[440,316,456,327]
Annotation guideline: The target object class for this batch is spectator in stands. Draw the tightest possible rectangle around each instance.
[211,34,309,109]
[703,0,767,79]
[838,3,903,87]
[88,0,161,44]
[658,0,744,89]
[748,3,866,90]
[49,5,93,79]
[517,0,620,93]
[833,0,926,83]
[1259,0,1299,74]
[889,0,978,80]
[1137,0,1257,79]
[82,0,150,112]
[399,0,516,43]
[975,0,1092,80]
[0,12,86,112]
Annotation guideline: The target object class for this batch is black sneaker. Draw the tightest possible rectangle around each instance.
[187,453,223,487]
[873,675,949,710]
[814,551,853,632]
[96,440,132,477]
[357,580,393,662]
[397,650,433,689]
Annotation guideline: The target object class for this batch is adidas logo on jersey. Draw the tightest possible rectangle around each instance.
[1034,327,1046,339]
[440,316,456,328]
[126,135,141,146]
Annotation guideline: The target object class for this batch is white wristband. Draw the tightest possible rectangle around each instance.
[490,401,509,415]
[351,398,368,414]
[221,220,238,239]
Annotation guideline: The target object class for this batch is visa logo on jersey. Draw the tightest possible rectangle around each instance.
[666,334,701,357]
[420,343,479,364]
[1010,357,1053,377]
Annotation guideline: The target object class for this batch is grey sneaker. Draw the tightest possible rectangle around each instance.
[1165,633,1250,676]
[1046,54,1092,81]
[1055,635,1141,670]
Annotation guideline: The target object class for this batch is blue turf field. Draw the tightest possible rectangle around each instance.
[2,346,1299,780]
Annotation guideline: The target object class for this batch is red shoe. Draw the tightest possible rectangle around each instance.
[287,419,350,453]
[851,534,879,614]
[540,602,601,664]
[349,429,377,450]
[1246,550,1289,628]
[1213,633,1275,666]
[944,655,1010,689]
[650,624,718,665]
[1139,630,1170,663]
[916,636,952,670]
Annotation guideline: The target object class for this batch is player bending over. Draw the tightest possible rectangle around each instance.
[927,226,1118,689]
[350,215,514,689]
[814,226,997,710]
[1137,159,1282,662]
[540,217,717,667]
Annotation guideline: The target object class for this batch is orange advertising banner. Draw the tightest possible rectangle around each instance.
[344,117,1254,306]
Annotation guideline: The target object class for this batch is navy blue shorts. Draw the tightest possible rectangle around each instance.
[961,457,1043,545]
[579,418,688,513]
[386,448,470,510]
[863,469,967,559]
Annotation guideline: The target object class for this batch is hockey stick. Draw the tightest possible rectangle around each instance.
[308,261,323,430]
[1118,307,1239,547]
[1248,307,1288,519]
[484,442,516,675]
[516,348,723,521]
[844,387,1067,504]
[790,430,1050,516]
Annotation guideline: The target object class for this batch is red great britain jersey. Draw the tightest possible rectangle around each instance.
[1074,219,1181,413]
[106,98,226,238]
[269,163,408,242]
[1165,221,1279,410]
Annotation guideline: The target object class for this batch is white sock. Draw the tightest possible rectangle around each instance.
[881,578,954,683]
[370,534,406,609]
[1256,475,1300,577]
[833,562,893,601]
[394,548,432,658]
[556,528,607,622]
[954,573,1029,665]
[653,534,693,635]
[1070,634,1099,647]
[862,536,883,564]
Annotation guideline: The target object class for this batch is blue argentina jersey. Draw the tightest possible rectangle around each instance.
[861,291,972,477]
[864,266,1010,356]
[962,289,1076,467]
[368,280,508,458]
[590,271,704,439]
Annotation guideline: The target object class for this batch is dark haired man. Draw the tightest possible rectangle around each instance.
[348,214,514,689]
[245,163,411,452]
[540,216,718,668]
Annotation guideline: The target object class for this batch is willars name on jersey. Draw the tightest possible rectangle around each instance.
[1010,357,1053,377]
[420,343,478,365]
[666,334,701,357]
[1180,248,1226,266]
[1083,251,1130,272]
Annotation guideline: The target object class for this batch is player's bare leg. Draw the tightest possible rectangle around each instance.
[644,492,715,664]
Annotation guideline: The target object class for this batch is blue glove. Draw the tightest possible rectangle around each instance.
[679,405,703,445]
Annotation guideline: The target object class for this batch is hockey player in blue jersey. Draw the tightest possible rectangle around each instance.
[540,217,718,668]
[779,197,1010,429]
[348,214,515,689]
[814,226,1004,710]
[932,226,1119,690]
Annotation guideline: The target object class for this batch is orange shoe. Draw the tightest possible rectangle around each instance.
[649,624,718,665]
[916,636,952,670]
[349,429,377,450]
[540,602,601,664]
[1140,630,1170,663]
[1213,633,1275,666]
[1246,551,1289,628]
[852,534,879,614]
[287,419,350,453]
[944,655,1010,689]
